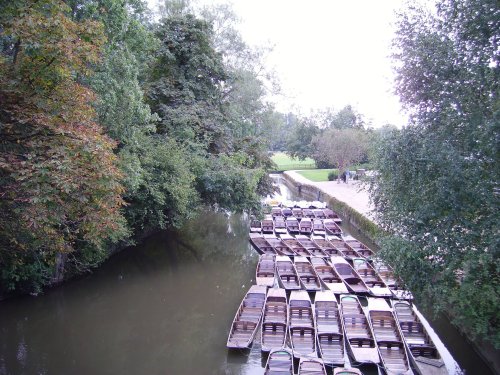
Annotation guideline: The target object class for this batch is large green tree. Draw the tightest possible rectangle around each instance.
[372,0,499,346]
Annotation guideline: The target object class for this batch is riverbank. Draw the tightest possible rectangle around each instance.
[281,171,380,240]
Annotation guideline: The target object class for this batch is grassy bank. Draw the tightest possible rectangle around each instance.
[296,169,338,182]
[271,152,315,170]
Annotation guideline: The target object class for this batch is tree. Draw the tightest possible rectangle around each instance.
[285,117,320,160]
[0,0,128,293]
[371,0,499,347]
[313,128,369,180]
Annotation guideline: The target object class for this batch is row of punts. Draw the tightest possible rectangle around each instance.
[253,216,343,237]
[228,286,447,375]
[227,202,446,375]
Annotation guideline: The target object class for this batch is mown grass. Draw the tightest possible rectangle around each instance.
[271,152,316,170]
[296,169,338,182]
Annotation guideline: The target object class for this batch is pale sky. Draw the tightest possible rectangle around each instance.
[148,0,408,127]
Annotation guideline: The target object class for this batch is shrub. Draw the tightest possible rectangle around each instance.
[328,171,338,181]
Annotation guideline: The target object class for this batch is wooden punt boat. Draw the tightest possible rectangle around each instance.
[294,256,322,291]
[372,260,413,300]
[333,368,362,375]
[312,208,326,219]
[298,358,327,374]
[351,258,392,297]
[366,298,413,375]
[312,219,326,237]
[393,300,448,375]
[249,233,276,255]
[227,285,267,349]
[339,295,379,365]
[274,216,288,235]
[280,233,312,257]
[261,288,288,352]
[264,235,296,256]
[256,254,276,287]
[264,348,294,375]
[262,215,275,234]
[303,208,315,218]
[323,208,342,224]
[250,219,261,233]
[328,237,359,260]
[310,257,349,294]
[282,207,293,217]
[289,290,316,358]
[296,234,328,257]
[312,235,341,256]
[292,207,303,219]
[324,219,342,236]
[285,217,300,234]
[330,256,370,294]
[299,217,313,235]
[343,236,374,258]
[314,291,345,367]
[271,206,282,218]
[276,255,302,291]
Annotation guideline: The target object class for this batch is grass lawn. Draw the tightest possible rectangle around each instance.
[296,169,339,182]
[271,152,316,170]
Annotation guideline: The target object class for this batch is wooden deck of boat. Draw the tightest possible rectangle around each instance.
[298,358,327,374]
[261,288,287,352]
[264,348,293,375]
[315,291,344,366]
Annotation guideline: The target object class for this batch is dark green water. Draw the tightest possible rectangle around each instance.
[0,180,493,375]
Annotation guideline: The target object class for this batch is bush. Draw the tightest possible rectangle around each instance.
[328,171,338,181]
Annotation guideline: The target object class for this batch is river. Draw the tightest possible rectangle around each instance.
[0,179,493,375]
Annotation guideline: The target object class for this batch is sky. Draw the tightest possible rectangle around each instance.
[147,0,408,128]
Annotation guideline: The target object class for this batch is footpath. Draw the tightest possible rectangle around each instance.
[284,171,375,221]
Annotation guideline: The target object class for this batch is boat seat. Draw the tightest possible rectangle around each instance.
[410,344,438,358]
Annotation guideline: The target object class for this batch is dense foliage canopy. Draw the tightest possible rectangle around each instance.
[0,0,277,294]
[371,0,499,346]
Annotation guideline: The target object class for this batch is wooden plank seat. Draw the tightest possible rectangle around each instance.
[318,332,344,364]
[262,322,287,348]
[348,337,375,348]
[290,326,315,354]
[410,344,439,358]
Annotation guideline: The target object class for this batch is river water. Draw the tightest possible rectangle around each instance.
[0,180,493,375]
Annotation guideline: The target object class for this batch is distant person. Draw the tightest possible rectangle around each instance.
[341,171,346,183]
[345,169,350,184]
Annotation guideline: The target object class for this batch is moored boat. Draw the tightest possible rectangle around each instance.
[372,260,413,300]
[339,294,379,365]
[312,235,341,256]
[333,368,362,375]
[312,219,326,237]
[261,288,288,353]
[303,208,315,218]
[256,254,276,287]
[271,206,282,218]
[323,208,342,224]
[298,357,327,375]
[276,255,301,291]
[299,217,313,235]
[292,207,303,219]
[351,258,392,297]
[330,256,370,294]
[262,215,275,234]
[286,217,300,234]
[366,298,413,375]
[328,237,359,260]
[324,219,342,236]
[250,219,261,233]
[310,257,349,294]
[343,235,374,258]
[227,285,267,349]
[249,233,276,255]
[296,234,327,257]
[264,348,294,375]
[282,207,293,217]
[280,233,311,257]
[393,300,448,375]
[289,290,316,358]
[314,290,345,367]
[294,256,322,291]
[312,208,326,219]
[264,235,296,256]
[274,216,288,235]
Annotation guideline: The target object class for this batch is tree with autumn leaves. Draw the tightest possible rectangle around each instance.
[0,0,128,292]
